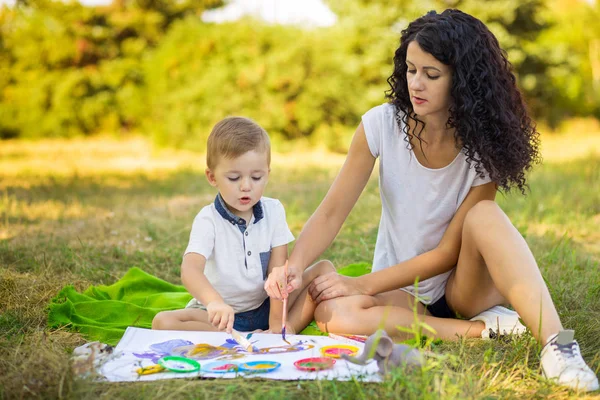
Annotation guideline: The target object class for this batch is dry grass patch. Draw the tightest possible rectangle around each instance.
[1,131,599,399]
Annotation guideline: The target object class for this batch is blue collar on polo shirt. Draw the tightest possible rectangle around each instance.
[214,194,264,229]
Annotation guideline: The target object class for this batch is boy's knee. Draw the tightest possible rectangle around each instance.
[152,312,169,330]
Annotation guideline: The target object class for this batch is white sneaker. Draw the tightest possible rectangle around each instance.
[541,330,599,392]
[469,305,527,339]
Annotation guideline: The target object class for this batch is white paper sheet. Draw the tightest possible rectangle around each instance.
[99,327,381,382]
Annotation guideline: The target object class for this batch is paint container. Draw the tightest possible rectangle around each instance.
[157,356,200,373]
[294,357,336,372]
[320,344,359,359]
[202,361,240,373]
[238,361,281,373]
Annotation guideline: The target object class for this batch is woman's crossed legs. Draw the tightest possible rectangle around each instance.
[315,201,562,343]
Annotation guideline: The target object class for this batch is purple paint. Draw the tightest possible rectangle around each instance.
[132,351,165,364]
[150,339,194,354]
[221,339,238,349]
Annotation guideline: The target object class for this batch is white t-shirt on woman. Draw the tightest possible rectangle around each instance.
[362,103,491,304]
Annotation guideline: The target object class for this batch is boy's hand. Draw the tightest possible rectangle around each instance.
[206,301,235,333]
[264,263,303,301]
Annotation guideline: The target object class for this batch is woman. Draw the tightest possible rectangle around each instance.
[265,9,598,392]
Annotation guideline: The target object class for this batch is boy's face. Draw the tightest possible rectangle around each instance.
[206,150,270,220]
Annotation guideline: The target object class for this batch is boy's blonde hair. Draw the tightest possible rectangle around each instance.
[206,117,271,170]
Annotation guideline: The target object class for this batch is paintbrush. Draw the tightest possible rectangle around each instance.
[281,260,290,344]
[231,329,258,353]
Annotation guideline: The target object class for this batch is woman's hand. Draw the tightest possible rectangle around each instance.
[264,263,303,301]
[308,272,364,304]
[206,301,235,333]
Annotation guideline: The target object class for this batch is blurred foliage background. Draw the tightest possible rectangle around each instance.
[1,0,599,152]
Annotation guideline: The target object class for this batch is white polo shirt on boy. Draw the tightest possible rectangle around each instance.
[184,194,294,313]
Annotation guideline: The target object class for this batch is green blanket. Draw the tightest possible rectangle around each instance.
[48,263,372,345]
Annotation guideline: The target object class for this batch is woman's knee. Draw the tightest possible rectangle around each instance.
[314,299,339,332]
[314,298,335,323]
[463,200,506,234]
[314,296,371,333]
[304,260,336,283]
[308,260,336,275]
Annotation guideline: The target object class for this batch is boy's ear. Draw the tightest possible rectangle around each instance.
[205,168,218,187]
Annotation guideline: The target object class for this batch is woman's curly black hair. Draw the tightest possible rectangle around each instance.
[386,9,540,193]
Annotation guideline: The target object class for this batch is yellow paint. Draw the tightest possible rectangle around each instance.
[136,364,165,375]
[248,363,274,369]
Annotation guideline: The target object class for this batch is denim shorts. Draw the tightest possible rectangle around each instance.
[233,298,270,332]
[186,297,270,332]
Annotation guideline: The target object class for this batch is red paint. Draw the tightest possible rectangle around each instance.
[213,364,238,371]
[320,344,359,359]
[324,348,354,356]
[294,357,336,372]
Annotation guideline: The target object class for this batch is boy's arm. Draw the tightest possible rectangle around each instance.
[181,252,234,331]
[181,253,224,305]
[267,244,289,333]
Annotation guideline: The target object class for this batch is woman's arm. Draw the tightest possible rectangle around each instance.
[266,244,289,332]
[290,122,376,268]
[264,122,376,299]
[309,181,497,302]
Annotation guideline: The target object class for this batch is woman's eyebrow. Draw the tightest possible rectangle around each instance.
[406,60,442,73]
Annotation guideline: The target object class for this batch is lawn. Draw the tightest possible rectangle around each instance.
[1,132,599,399]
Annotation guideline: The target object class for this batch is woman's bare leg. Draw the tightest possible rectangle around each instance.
[314,290,485,340]
[445,200,562,343]
[286,260,336,333]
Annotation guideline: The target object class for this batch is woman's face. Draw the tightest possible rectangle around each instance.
[405,41,452,121]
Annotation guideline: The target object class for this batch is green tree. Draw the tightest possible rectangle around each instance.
[0,0,221,139]
[1,0,598,144]
[536,0,600,123]
[329,0,567,125]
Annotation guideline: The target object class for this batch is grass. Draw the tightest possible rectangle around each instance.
[0,132,599,399]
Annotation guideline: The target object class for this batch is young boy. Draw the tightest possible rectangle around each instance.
[152,116,333,334]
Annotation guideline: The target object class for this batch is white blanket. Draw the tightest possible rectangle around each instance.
[98,327,381,382]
